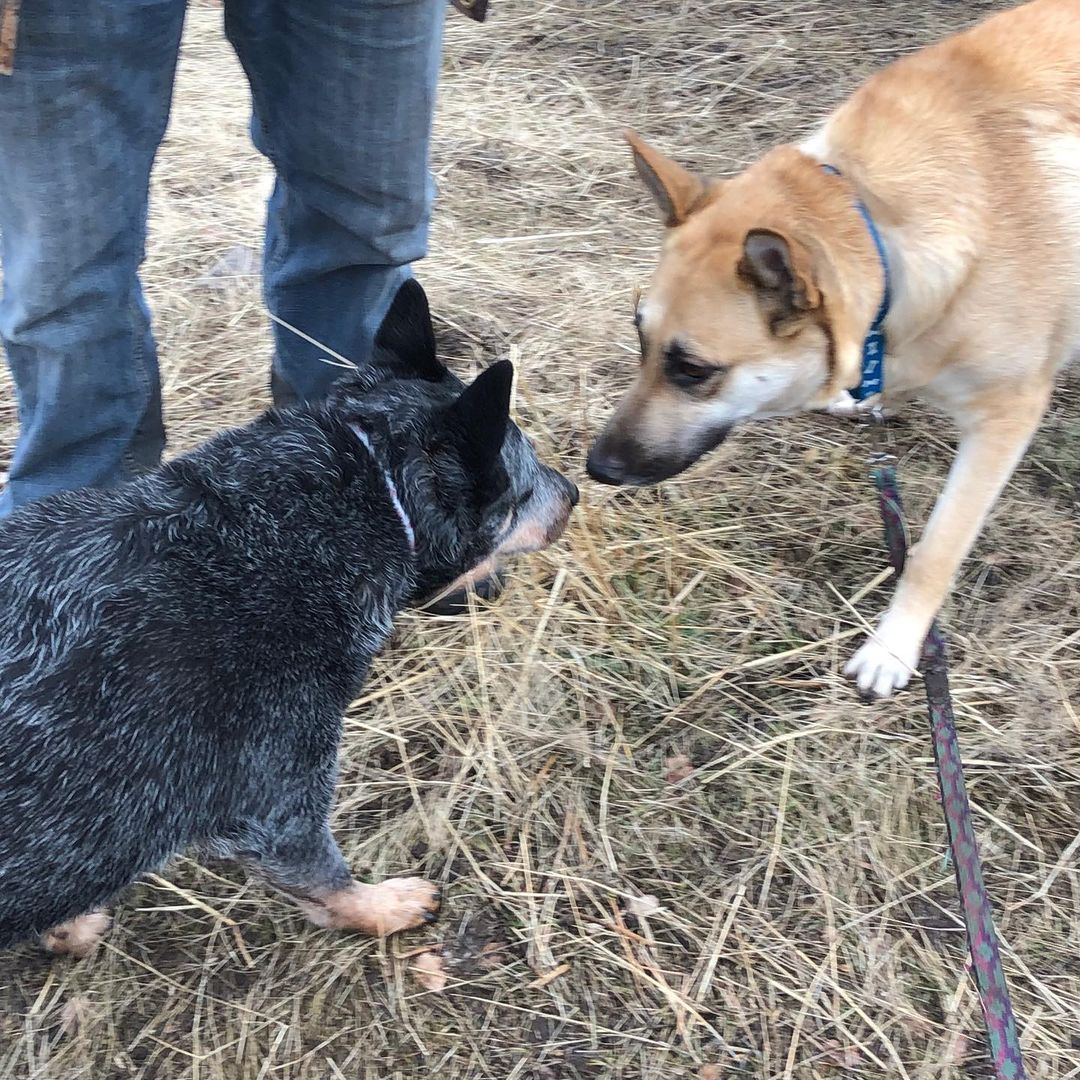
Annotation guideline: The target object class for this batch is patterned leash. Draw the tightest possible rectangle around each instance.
[867,422,1028,1079]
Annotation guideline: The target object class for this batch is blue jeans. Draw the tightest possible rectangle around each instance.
[0,0,445,515]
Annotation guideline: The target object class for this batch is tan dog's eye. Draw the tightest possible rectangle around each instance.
[664,344,721,389]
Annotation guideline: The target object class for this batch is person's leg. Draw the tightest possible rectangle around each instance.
[0,1,183,516]
[223,0,446,405]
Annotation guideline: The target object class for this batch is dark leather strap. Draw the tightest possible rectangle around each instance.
[0,0,20,76]
[451,0,489,22]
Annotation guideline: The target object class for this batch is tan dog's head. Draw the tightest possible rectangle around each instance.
[587,132,871,486]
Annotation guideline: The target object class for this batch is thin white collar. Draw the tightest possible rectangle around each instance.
[347,423,416,554]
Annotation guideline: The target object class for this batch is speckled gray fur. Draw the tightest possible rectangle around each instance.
[0,281,577,948]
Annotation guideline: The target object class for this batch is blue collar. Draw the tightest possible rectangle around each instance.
[821,164,891,401]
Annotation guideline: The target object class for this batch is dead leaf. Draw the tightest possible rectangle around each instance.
[528,961,571,989]
[625,894,662,919]
[822,1041,863,1070]
[663,753,694,784]
[943,1032,969,1065]
[477,941,506,971]
[60,996,89,1036]
[842,1048,862,1070]
[410,950,448,992]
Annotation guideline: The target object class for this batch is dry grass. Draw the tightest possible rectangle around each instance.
[1,2,1078,1077]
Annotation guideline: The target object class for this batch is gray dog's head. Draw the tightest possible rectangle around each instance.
[328,281,578,604]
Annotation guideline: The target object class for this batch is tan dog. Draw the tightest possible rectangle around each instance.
[587,0,1080,698]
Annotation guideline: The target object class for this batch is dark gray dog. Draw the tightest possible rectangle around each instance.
[0,281,577,957]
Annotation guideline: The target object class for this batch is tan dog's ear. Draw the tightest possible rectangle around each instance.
[624,130,706,227]
[738,228,821,334]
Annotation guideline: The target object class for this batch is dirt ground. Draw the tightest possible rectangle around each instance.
[1,1,1078,1078]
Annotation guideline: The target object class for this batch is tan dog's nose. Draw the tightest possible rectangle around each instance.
[585,440,627,485]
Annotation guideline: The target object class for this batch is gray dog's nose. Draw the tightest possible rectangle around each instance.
[585,442,626,485]
[564,478,580,507]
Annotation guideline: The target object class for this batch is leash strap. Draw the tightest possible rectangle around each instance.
[829,158,1028,1075]
[820,164,891,401]
[873,464,1028,1079]
[0,0,20,75]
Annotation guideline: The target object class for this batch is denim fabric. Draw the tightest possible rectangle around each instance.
[0,0,445,514]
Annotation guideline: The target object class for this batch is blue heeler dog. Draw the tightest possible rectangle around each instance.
[0,281,578,958]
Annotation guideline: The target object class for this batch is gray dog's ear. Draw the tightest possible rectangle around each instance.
[374,279,446,382]
[447,360,513,475]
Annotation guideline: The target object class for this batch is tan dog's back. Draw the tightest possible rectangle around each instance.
[809,0,1080,371]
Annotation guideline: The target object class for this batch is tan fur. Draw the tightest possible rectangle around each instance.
[592,0,1080,696]
[296,877,440,936]
[41,910,111,959]
[423,493,574,608]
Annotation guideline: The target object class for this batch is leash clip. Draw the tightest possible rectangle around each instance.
[860,405,895,470]
[867,451,897,478]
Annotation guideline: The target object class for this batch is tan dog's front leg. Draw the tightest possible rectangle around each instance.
[846,394,1048,697]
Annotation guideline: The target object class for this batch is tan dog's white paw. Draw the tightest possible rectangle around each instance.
[824,392,895,419]
[845,629,920,698]
[41,911,111,959]
[825,391,862,418]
